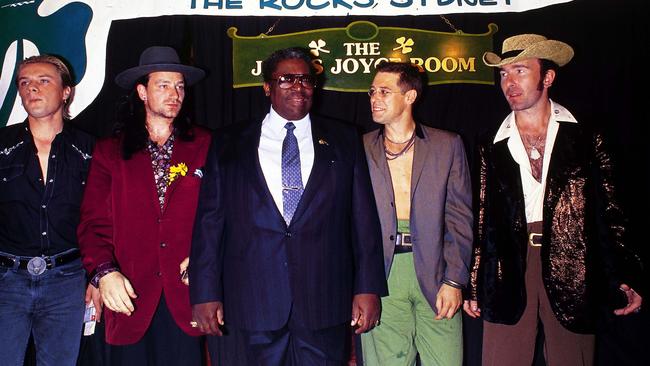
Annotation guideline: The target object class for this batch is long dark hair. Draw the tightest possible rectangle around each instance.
[113,75,194,160]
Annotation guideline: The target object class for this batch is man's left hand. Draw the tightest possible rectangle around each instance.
[85,284,103,322]
[614,283,643,316]
[435,284,462,320]
[351,293,381,334]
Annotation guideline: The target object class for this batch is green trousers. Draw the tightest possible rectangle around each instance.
[361,252,462,366]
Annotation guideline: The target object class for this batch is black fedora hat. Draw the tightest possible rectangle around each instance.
[115,46,205,89]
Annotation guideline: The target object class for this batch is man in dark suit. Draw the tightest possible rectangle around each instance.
[463,34,644,366]
[189,47,387,365]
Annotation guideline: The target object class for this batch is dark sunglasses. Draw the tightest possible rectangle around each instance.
[271,74,317,89]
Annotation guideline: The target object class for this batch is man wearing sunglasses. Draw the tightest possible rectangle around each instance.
[189,47,387,365]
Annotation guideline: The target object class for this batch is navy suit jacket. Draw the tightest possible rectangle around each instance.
[189,115,387,331]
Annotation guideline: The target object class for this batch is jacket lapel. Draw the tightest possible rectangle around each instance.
[163,134,203,212]
[410,124,429,201]
[242,121,285,224]
[289,117,334,226]
[366,129,394,200]
[129,149,161,216]
[544,124,575,215]
[492,139,527,224]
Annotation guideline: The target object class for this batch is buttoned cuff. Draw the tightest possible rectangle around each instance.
[89,262,119,288]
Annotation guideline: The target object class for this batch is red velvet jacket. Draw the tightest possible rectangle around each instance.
[78,127,211,345]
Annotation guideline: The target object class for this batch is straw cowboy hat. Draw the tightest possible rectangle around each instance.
[115,46,205,89]
[483,34,574,68]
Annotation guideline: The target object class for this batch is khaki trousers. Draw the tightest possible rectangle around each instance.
[482,224,594,366]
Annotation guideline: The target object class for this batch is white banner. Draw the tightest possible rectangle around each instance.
[39,0,575,17]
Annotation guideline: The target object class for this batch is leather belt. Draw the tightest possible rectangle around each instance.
[0,249,80,274]
[395,232,413,253]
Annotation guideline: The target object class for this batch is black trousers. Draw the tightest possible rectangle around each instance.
[105,295,204,366]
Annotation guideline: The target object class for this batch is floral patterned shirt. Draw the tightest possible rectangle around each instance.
[147,133,175,210]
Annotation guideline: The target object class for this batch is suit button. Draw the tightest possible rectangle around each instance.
[390,202,394,207]
[157,272,162,277]
[160,242,167,248]
[389,235,395,241]
[156,218,161,223]
[285,232,292,238]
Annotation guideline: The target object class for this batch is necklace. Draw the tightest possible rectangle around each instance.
[384,132,415,145]
[523,134,545,160]
[384,132,416,160]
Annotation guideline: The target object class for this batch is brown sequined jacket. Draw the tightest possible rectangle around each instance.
[469,122,643,334]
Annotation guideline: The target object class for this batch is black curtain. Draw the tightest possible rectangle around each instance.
[67,0,648,365]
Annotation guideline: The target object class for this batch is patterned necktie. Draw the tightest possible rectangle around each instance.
[282,122,304,225]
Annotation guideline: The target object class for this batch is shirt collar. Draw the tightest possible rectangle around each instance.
[265,106,311,137]
[493,99,578,144]
[21,118,72,138]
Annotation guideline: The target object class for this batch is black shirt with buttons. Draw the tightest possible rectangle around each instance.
[0,121,94,256]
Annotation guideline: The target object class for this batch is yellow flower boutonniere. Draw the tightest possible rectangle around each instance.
[168,162,188,185]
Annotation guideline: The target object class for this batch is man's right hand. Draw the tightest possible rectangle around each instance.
[98,271,137,316]
[463,300,481,318]
[192,301,224,336]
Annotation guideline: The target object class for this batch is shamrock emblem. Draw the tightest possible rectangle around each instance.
[308,39,330,57]
[393,37,415,54]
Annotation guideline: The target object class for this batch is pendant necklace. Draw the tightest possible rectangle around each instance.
[384,131,416,161]
[524,135,545,160]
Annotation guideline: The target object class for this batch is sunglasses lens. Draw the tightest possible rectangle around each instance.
[277,75,296,89]
[300,76,315,88]
[277,75,315,89]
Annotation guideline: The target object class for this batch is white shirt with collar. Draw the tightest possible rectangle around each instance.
[493,100,578,223]
[258,107,315,214]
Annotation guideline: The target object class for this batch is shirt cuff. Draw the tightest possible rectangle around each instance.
[90,262,119,288]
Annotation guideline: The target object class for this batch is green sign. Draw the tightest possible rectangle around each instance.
[230,21,498,92]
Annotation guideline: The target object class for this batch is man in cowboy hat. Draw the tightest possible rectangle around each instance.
[0,54,95,366]
[78,46,211,364]
[463,34,644,366]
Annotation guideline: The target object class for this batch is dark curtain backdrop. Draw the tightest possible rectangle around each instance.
[68,0,648,365]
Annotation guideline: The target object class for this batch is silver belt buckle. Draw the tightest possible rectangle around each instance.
[27,256,47,275]
[396,233,412,247]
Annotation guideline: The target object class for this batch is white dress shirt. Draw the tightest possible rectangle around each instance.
[493,100,578,223]
[258,107,315,214]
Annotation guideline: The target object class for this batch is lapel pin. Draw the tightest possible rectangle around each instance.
[318,138,328,146]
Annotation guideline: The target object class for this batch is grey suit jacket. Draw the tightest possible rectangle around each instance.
[363,124,473,313]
